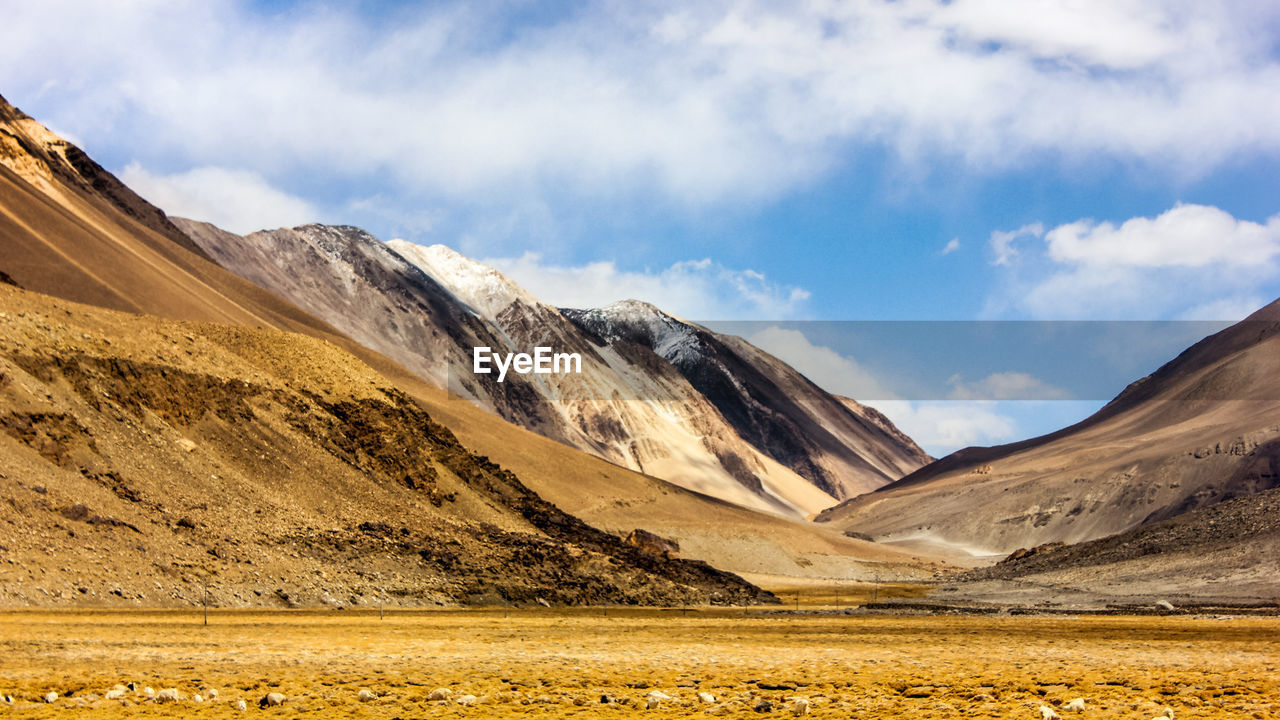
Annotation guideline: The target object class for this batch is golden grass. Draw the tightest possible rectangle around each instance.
[1,608,1277,718]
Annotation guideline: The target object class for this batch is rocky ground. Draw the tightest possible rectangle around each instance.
[0,284,770,608]
[0,609,1276,718]
[947,486,1280,606]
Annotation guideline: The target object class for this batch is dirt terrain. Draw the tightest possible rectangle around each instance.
[0,609,1276,718]
[0,283,772,607]
[952,486,1280,604]
[0,92,936,585]
[820,301,1280,566]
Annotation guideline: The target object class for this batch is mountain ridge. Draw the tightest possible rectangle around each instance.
[817,300,1280,562]
[182,222,928,516]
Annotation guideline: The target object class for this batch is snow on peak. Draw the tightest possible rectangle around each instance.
[575,299,704,364]
[387,240,542,320]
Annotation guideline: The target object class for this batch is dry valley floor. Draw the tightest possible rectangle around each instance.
[1,608,1276,718]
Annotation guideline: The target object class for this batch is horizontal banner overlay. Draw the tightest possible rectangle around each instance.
[443,320,1276,402]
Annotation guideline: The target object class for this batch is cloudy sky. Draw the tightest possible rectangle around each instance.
[4,0,1278,454]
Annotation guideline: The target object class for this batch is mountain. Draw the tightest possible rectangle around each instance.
[173,221,571,443]
[562,301,931,497]
[175,217,926,509]
[0,92,935,589]
[391,243,924,510]
[176,224,926,517]
[817,300,1280,558]
[961,484,1280,602]
[0,282,770,607]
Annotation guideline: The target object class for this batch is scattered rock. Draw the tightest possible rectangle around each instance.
[236,698,247,711]
[457,694,478,706]
[646,690,671,709]
[259,692,286,707]
[624,528,680,557]
[902,686,934,698]
[156,688,181,703]
[44,691,58,703]
[1155,600,1176,611]
[788,697,810,715]
[698,691,716,703]
[1065,697,1086,712]
[754,698,774,713]
[1039,705,1062,720]
[357,688,376,702]
[428,688,453,701]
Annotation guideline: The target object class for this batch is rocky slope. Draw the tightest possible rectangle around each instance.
[0,92,936,586]
[563,300,931,498]
[818,300,1280,558]
[0,284,773,607]
[391,243,868,515]
[177,223,926,516]
[961,484,1280,601]
[174,221,569,443]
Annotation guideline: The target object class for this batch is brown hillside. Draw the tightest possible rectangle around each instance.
[0,284,773,607]
[0,93,934,586]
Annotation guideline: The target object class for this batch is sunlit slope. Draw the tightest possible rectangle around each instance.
[0,92,934,582]
[819,301,1280,558]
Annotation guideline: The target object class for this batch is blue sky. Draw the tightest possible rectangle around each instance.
[3,1,1279,454]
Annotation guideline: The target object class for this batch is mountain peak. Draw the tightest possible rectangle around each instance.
[0,94,210,261]
[387,239,540,321]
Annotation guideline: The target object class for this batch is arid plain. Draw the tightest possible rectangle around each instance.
[2,602,1277,719]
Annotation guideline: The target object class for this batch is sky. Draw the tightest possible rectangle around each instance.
[3,0,1279,455]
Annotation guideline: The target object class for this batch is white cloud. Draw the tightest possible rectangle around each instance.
[987,204,1280,320]
[1045,203,1280,268]
[940,238,961,256]
[989,223,1044,266]
[739,325,1023,455]
[119,163,318,235]
[935,0,1179,70]
[483,253,810,320]
[743,327,896,399]
[947,372,1071,400]
[870,400,1020,455]
[2,1,1278,208]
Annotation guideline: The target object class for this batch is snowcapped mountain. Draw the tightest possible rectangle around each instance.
[178,225,928,516]
[387,242,849,516]
[173,221,572,443]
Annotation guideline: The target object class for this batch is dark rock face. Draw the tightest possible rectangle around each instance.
[624,529,681,558]
[964,485,1280,584]
[0,298,776,607]
[182,225,928,514]
[564,301,930,500]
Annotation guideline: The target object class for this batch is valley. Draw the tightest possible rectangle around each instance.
[2,608,1276,718]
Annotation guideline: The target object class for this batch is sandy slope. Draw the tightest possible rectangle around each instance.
[0,284,781,607]
[819,300,1280,561]
[0,93,935,584]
